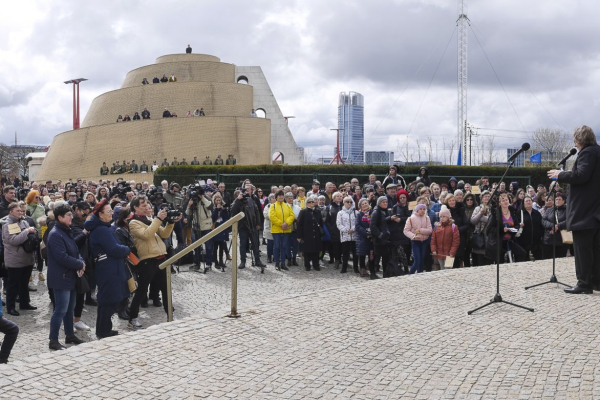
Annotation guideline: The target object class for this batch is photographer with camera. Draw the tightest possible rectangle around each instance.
[128,196,181,329]
[185,183,214,272]
[231,183,267,270]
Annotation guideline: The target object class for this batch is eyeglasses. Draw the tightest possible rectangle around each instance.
[344,200,352,203]
[306,201,315,204]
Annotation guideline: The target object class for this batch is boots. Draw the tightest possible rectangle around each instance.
[287,259,292,267]
[276,262,281,271]
[334,260,339,270]
[353,265,359,273]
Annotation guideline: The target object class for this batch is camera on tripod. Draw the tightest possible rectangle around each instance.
[114,182,132,200]
[188,183,205,203]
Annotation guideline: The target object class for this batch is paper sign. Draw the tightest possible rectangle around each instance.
[408,201,417,210]
[7,223,21,234]
[446,256,455,267]
[471,186,481,195]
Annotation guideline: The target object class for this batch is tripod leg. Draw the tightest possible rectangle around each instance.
[525,280,552,290]
[501,300,534,312]
[467,300,495,315]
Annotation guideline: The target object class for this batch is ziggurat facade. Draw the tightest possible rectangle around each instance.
[37,53,303,182]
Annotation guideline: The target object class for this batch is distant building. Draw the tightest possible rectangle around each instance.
[506,148,525,167]
[365,151,394,166]
[338,92,364,164]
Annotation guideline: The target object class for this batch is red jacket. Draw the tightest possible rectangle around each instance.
[430,222,460,259]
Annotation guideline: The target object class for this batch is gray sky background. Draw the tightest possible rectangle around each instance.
[1,0,598,163]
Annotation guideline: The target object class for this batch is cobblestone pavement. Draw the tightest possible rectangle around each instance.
[3,256,600,399]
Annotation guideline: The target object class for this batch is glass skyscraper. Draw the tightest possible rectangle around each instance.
[338,92,364,164]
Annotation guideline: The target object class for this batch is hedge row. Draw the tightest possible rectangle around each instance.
[153,165,552,190]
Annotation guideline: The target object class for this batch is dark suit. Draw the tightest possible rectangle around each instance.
[558,144,600,287]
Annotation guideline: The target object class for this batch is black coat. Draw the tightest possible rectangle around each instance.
[297,208,323,253]
[516,208,543,247]
[558,144,600,231]
[449,202,470,256]
[370,206,392,247]
[391,203,411,245]
[355,210,373,256]
[326,202,342,243]
[542,204,568,246]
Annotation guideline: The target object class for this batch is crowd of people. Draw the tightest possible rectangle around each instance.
[0,126,598,364]
[115,106,208,123]
[100,155,237,175]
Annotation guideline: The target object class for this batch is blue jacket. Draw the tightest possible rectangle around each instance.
[85,215,131,305]
[47,222,84,291]
[355,210,373,256]
[211,207,231,242]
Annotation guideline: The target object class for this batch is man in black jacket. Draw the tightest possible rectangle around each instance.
[549,125,600,294]
[0,186,16,218]
[141,108,150,119]
[230,184,266,269]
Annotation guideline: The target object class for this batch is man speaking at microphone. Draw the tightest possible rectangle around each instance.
[548,126,600,294]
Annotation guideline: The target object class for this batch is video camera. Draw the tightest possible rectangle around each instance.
[188,180,206,203]
[18,188,30,201]
[114,182,132,200]
[148,187,165,204]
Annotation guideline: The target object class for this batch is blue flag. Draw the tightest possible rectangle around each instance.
[457,146,462,166]
[530,152,542,164]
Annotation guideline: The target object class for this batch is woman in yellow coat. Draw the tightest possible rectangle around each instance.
[269,190,294,271]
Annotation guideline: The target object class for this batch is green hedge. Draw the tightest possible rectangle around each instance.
[153,165,551,191]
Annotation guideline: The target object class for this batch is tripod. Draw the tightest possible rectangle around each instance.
[524,185,572,290]
[468,160,534,315]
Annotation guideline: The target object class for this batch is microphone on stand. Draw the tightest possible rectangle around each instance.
[558,148,577,167]
[507,142,531,163]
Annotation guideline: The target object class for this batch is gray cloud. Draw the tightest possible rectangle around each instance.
[2,0,599,162]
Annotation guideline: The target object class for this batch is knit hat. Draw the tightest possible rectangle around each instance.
[377,196,388,207]
[396,189,409,200]
[439,205,451,218]
[415,204,427,212]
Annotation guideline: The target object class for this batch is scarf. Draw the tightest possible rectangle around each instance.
[131,214,151,226]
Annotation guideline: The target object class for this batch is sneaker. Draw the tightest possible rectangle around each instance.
[74,321,91,331]
[128,318,142,330]
[38,272,46,281]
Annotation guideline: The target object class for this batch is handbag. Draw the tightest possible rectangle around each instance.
[560,230,573,245]
[555,212,573,244]
[126,265,138,293]
[471,229,486,250]
[75,272,91,294]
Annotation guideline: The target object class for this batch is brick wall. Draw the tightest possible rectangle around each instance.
[81,82,253,127]
[37,117,271,181]
[121,61,235,88]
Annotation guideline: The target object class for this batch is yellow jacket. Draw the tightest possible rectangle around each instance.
[269,201,295,234]
[129,218,174,261]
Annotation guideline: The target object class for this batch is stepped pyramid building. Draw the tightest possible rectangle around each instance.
[37,53,303,181]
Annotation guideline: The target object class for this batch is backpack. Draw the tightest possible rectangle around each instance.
[21,231,39,253]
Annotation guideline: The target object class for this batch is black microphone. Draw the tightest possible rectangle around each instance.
[558,148,577,166]
[507,142,531,163]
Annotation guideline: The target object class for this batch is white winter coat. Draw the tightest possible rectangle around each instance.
[263,203,273,241]
[336,207,358,243]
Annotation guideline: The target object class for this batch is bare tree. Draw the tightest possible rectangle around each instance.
[0,143,18,181]
[530,128,571,165]
[397,136,413,165]
[443,138,456,165]
[426,136,434,163]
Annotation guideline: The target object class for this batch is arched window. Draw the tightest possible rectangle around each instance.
[237,76,248,84]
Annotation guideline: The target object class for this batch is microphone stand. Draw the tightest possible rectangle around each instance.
[524,171,572,290]
[468,159,534,315]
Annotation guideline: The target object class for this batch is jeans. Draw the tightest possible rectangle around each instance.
[409,240,428,274]
[288,231,299,259]
[193,230,214,266]
[239,229,260,264]
[96,302,119,337]
[6,266,33,310]
[49,289,76,341]
[0,317,19,361]
[266,239,274,260]
[273,233,290,264]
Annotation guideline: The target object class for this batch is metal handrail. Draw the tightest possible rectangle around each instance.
[159,211,245,321]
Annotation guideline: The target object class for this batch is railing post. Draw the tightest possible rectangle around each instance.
[166,262,173,322]
[228,220,240,318]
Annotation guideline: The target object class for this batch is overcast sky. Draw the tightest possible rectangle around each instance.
[1,0,598,163]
